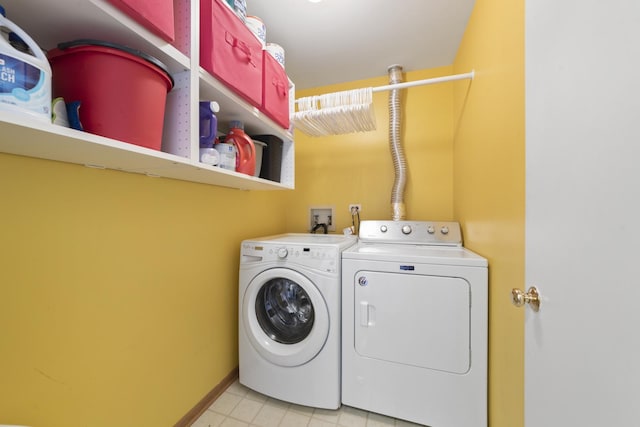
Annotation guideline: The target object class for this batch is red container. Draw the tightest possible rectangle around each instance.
[261,51,290,129]
[107,0,175,42]
[48,40,174,151]
[200,0,263,107]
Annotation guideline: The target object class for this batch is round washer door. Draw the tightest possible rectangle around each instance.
[242,268,329,367]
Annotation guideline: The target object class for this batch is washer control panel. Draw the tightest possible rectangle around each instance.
[358,220,462,246]
[241,242,340,273]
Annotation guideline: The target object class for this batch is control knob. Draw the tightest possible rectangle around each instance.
[441,226,449,235]
[277,247,289,259]
[380,225,388,233]
[401,225,412,235]
[427,225,435,234]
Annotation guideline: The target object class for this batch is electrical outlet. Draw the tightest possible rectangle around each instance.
[348,204,362,214]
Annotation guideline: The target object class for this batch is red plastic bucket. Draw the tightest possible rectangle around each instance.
[47,39,174,151]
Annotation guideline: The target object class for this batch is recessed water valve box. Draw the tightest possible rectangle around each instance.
[309,206,336,232]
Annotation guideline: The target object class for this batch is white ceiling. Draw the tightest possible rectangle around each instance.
[247,0,477,90]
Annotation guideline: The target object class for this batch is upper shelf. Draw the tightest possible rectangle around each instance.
[199,69,293,138]
[0,0,293,190]
[0,111,291,190]
[0,0,189,73]
[1,0,294,138]
[0,0,295,189]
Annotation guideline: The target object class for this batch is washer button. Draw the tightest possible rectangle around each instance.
[277,247,288,259]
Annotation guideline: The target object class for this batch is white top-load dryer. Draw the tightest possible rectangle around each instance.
[341,220,488,427]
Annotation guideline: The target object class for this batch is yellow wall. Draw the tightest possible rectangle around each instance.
[0,0,525,424]
[453,0,525,425]
[0,154,287,426]
[285,66,456,230]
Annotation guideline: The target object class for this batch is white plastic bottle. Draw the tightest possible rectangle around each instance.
[0,4,52,122]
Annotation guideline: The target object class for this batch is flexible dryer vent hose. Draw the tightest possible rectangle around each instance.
[388,64,406,221]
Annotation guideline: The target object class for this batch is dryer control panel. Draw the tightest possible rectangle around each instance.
[358,220,462,246]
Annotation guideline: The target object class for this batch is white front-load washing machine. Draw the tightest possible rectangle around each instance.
[342,220,488,427]
[239,233,356,409]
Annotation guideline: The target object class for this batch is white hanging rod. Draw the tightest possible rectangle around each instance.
[372,70,474,93]
[295,70,474,104]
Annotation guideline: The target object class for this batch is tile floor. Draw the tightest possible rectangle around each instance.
[191,380,426,427]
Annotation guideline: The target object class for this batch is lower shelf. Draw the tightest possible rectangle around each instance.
[0,111,294,191]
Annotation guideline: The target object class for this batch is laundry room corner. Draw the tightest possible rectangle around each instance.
[452,0,526,425]
[283,65,457,232]
[283,0,526,420]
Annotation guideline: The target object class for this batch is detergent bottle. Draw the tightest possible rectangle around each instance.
[215,136,237,171]
[225,120,256,176]
[199,100,219,148]
[199,101,220,166]
[0,4,52,122]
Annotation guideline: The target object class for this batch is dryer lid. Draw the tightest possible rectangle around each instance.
[342,243,488,267]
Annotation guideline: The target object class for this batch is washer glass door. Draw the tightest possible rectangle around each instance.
[256,277,314,344]
[243,268,329,367]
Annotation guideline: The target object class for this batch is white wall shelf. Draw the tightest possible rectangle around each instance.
[0,0,295,190]
[0,112,291,190]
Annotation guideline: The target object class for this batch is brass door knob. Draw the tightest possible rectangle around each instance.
[511,286,540,312]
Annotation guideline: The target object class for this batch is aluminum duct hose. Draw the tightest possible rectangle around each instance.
[388,65,406,221]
